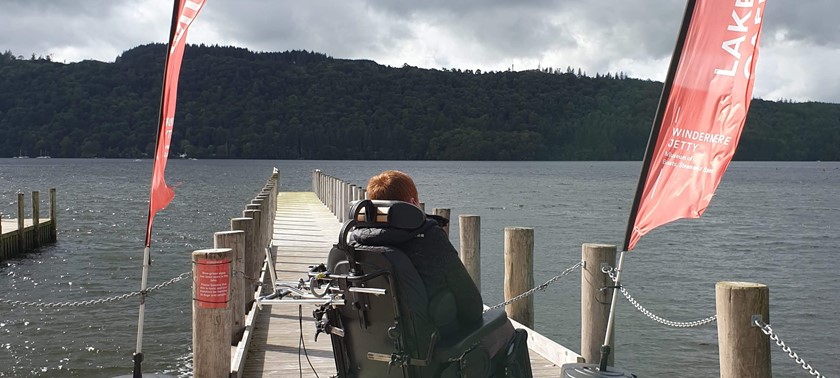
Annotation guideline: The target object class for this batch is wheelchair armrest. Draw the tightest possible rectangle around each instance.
[433,308,511,361]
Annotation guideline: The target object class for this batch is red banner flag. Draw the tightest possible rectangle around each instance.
[146,0,206,246]
[625,0,767,251]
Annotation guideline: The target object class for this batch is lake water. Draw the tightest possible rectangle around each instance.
[1,159,838,377]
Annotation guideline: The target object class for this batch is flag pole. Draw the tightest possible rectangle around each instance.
[598,0,697,370]
[133,1,182,376]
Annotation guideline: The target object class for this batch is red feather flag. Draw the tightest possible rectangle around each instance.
[146,0,206,246]
[625,0,768,251]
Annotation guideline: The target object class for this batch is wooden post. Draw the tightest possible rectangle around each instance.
[192,248,232,377]
[31,191,40,248]
[214,230,246,345]
[244,207,263,271]
[17,192,25,252]
[349,184,357,215]
[504,227,534,328]
[331,177,337,214]
[418,202,425,213]
[49,188,57,242]
[231,217,256,311]
[340,181,346,221]
[716,281,771,378]
[459,215,481,291]
[312,170,319,197]
[433,208,450,236]
[580,243,616,365]
[251,198,268,247]
[235,213,259,296]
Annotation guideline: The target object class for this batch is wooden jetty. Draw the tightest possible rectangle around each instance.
[0,189,57,261]
[191,170,776,377]
[235,180,582,376]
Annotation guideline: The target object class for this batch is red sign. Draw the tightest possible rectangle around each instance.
[146,0,207,246]
[627,0,767,250]
[196,258,230,309]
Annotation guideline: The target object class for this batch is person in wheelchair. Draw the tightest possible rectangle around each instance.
[356,170,484,340]
[313,169,532,377]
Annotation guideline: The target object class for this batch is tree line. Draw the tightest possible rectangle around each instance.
[1,45,837,160]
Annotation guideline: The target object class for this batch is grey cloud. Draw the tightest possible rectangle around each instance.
[0,0,838,102]
[763,0,840,47]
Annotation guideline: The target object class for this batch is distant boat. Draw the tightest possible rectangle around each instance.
[13,149,29,158]
[37,150,51,158]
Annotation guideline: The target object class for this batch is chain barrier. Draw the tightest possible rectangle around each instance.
[484,261,583,313]
[0,271,192,308]
[602,266,716,328]
[754,319,826,378]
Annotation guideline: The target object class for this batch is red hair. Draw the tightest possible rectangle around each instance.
[366,170,418,204]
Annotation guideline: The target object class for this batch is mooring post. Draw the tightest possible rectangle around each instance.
[249,198,267,248]
[459,215,481,291]
[716,281,771,378]
[49,188,57,242]
[580,243,616,365]
[433,208,450,236]
[192,248,232,378]
[231,217,256,312]
[236,212,260,297]
[17,192,25,252]
[243,207,263,280]
[31,191,40,248]
[214,230,246,345]
[504,227,534,328]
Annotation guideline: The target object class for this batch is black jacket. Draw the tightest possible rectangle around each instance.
[350,214,484,338]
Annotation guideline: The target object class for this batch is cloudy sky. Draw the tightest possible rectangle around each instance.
[2,0,838,103]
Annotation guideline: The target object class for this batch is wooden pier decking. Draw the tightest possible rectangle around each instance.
[0,189,57,260]
[241,191,573,377]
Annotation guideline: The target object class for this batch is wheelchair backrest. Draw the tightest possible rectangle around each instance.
[325,200,439,377]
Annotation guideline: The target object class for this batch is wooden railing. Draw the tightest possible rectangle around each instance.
[189,170,279,377]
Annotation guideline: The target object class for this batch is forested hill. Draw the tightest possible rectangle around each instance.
[1,44,838,160]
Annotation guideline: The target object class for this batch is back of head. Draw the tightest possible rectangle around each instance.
[366,170,419,204]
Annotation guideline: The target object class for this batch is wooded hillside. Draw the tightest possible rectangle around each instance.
[1,44,837,160]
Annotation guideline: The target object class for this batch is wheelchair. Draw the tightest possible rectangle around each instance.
[307,199,533,377]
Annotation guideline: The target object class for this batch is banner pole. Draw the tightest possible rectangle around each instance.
[598,249,626,370]
[133,246,152,378]
[603,0,698,369]
[134,1,182,376]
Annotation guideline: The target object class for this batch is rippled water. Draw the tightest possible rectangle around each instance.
[1,159,838,377]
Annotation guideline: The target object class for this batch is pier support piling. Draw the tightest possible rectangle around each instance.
[580,243,616,365]
[192,248,232,378]
[504,227,534,328]
[459,215,481,291]
[716,281,771,378]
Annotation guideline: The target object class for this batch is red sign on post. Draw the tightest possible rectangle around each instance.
[196,258,230,309]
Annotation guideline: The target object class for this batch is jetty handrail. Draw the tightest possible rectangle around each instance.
[755,319,826,378]
[312,169,365,221]
[0,271,191,308]
[485,260,582,312]
[601,264,829,377]
[602,265,717,328]
[186,169,279,378]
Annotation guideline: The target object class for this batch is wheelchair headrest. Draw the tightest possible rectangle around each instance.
[350,200,426,230]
